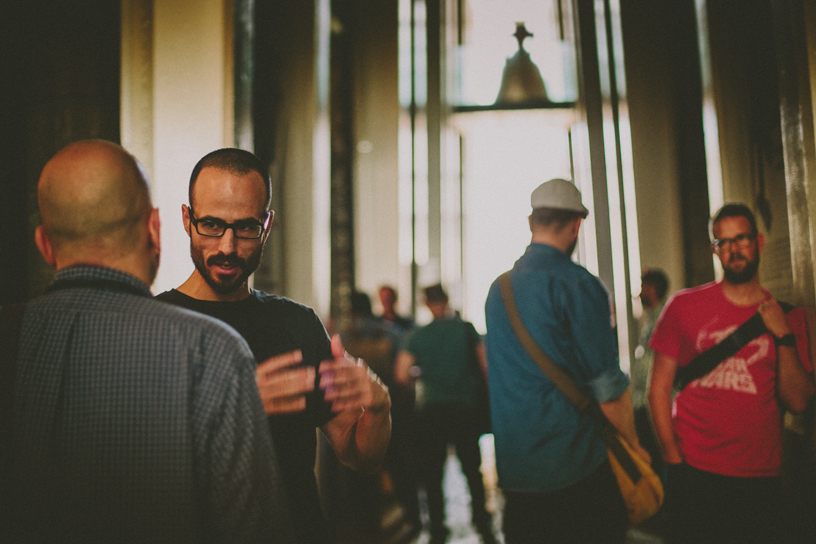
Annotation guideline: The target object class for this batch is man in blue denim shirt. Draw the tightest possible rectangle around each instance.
[485,178,648,544]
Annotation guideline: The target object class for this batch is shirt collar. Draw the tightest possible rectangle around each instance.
[519,242,571,264]
[49,265,152,298]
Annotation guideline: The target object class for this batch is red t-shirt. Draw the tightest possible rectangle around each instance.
[649,282,812,477]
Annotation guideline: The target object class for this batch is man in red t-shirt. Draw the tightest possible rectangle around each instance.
[648,203,814,544]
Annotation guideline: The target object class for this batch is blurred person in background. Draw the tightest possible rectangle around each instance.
[396,284,496,544]
[631,268,669,481]
[378,285,415,335]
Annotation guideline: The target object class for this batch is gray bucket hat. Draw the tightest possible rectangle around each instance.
[530,178,589,218]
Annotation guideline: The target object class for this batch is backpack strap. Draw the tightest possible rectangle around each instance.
[674,301,795,390]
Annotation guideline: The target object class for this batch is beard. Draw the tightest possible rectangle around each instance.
[723,252,759,284]
[190,242,263,295]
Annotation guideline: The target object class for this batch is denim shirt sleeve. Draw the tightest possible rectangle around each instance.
[560,273,629,403]
[587,367,630,403]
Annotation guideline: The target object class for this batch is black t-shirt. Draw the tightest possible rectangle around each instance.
[156,289,336,544]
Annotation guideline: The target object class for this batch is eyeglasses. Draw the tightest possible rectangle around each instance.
[187,206,271,239]
[711,232,755,253]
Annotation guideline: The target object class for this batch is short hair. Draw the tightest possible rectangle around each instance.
[189,148,272,210]
[350,291,373,318]
[641,268,669,301]
[710,202,758,239]
[423,283,448,304]
[530,207,584,231]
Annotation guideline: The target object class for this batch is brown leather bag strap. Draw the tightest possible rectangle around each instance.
[498,272,593,413]
[0,303,26,442]
[499,271,643,483]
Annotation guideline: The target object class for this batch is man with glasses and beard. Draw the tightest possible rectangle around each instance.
[648,203,814,544]
[156,148,391,544]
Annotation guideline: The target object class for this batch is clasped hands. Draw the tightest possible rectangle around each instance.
[256,334,389,416]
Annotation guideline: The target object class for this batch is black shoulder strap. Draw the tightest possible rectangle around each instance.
[673,301,795,390]
[0,303,26,443]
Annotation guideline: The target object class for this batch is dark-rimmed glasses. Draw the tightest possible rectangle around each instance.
[187,206,271,239]
[711,232,754,253]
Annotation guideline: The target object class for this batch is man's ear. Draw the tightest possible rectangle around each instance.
[261,210,275,242]
[182,204,192,237]
[756,232,765,254]
[35,225,57,268]
[147,208,161,257]
[572,217,583,237]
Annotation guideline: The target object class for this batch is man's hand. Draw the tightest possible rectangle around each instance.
[256,350,316,415]
[320,335,392,472]
[758,298,815,412]
[319,335,390,414]
[599,389,651,465]
[757,298,793,338]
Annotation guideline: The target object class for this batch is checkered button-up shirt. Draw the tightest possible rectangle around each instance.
[4,265,293,543]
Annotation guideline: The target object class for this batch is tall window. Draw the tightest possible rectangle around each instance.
[453,0,577,332]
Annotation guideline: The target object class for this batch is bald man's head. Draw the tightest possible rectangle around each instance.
[37,140,153,261]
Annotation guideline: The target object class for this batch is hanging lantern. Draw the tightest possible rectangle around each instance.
[495,23,549,106]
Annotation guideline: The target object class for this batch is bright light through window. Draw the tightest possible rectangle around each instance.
[453,0,576,332]
[457,0,575,105]
[456,112,573,333]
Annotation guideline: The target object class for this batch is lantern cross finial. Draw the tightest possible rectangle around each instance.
[513,23,533,51]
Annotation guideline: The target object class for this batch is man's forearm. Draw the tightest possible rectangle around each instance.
[776,345,815,413]
[647,386,682,464]
[394,351,415,385]
[475,343,488,378]
[599,389,640,448]
[647,352,683,464]
[325,386,392,473]
[350,400,392,472]
[759,301,815,412]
